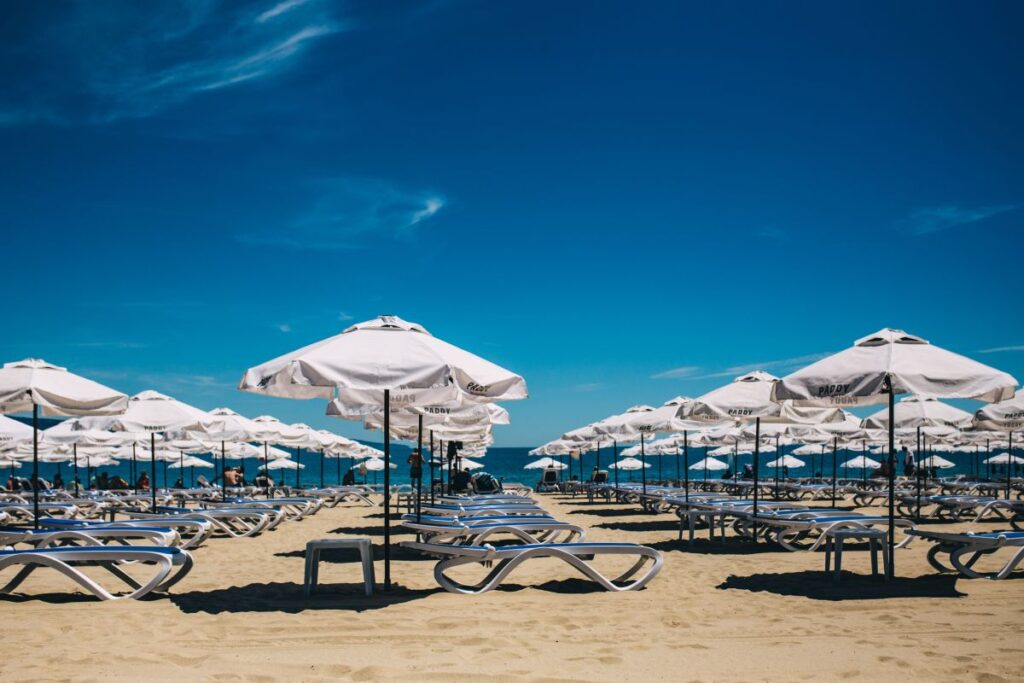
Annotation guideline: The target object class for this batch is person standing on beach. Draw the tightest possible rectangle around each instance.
[902,446,915,477]
[407,448,424,491]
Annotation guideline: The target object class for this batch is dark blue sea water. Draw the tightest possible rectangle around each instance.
[13,442,1013,489]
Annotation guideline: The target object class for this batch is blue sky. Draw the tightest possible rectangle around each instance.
[2,1,1022,446]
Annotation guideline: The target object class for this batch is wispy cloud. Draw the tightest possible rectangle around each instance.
[277,323,293,333]
[573,383,604,393]
[70,341,147,350]
[338,312,354,321]
[237,178,446,250]
[652,353,831,381]
[979,344,1024,354]
[651,366,701,380]
[754,226,788,241]
[1,1,343,125]
[903,204,1018,235]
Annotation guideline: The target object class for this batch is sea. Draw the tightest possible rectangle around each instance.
[11,440,1012,489]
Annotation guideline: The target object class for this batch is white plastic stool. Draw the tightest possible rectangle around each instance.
[304,538,375,596]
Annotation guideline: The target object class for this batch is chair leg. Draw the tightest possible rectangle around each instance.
[834,538,843,580]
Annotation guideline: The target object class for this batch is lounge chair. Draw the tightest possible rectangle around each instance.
[0,524,179,549]
[536,468,560,493]
[400,540,663,594]
[401,518,585,545]
[37,517,214,550]
[760,514,916,552]
[0,546,193,600]
[909,529,1024,580]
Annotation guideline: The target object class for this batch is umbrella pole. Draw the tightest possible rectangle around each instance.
[337,452,341,485]
[1008,432,1014,500]
[986,439,991,479]
[221,441,227,502]
[179,450,183,487]
[320,448,325,489]
[151,433,157,511]
[640,433,647,496]
[132,443,137,494]
[73,444,79,494]
[774,434,780,500]
[383,388,392,590]
[831,436,837,509]
[295,448,301,489]
[32,403,39,529]
[704,446,708,482]
[885,376,896,579]
[264,442,271,498]
[429,431,435,504]
[613,440,619,489]
[683,431,689,503]
[752,418,760,543]
[916,427,922,522]
[416,413,423,524]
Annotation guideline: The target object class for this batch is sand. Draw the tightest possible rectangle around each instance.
[2,493,1022,682]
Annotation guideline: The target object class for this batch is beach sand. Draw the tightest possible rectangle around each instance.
[2,494,1022,682]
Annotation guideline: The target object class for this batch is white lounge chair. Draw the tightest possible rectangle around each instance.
[910,529,1024,580]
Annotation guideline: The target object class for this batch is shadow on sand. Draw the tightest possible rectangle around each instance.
[717,570,966,601]
[274,545,434,563]
[649,538,787,555]
[566,507,652,517]
[170,581,441,613]
[492,577,609,594]
[324,524,416,538]
[595,520,683,533]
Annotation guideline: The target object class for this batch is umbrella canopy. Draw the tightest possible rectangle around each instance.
[169,456,214,469]
[239,315,527,402]
[842,455,882,469]
[529,438,587,456]
[973,394,1024,431]
[110,391,210,433]
[250,415,306,443]
[0,415,32,443]
[524,456,567,470]
[791,443,826,456]
[772,329,1017,407]
[862,396,973,429]
[687,372,786,422]
[363,457,397,471]
[0,359,129,417]
[607,457,650,470]
[984,452,1024,465]
[184,406,263,441]
[260,458,304,470]
[458,458,485,471]
[689,457,728,471]
[919,454,956,469]
[766,455,805,468]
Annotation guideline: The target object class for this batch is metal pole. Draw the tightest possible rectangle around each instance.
[295,447,301,489]
[831,435,837,508]
[613,440,619,488]
[320,448,325,489]
[151,432,157,511]
[429,431,435,504]
[704,446,708,482]
[383,388,392,590]
[683,431,689,502]
[916,427,922,522]
[221,440,227,502]
[264,442,271,498]
[885,376,896,579]
[640,433,647,495]
[32,404,39,529]
[416,413,423,524]
[752,417,760,542]
[72,443,79,494]
[774,434,780,500]
[1007,431,1014,500]
[132,443,137,494]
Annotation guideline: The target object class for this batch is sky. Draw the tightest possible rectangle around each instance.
[2,1,1022,446]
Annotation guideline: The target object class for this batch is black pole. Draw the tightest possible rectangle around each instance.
[32,404,39,529]
[295,447,301,489]
[752,417,760,542]
[178,449,183,487]
[72,443,79,494]
[150,432,157,510]
[916,427,922,522]
[429,431,435,504]
[320,448,325,489]
[885,376,896,579]
[383,388,392,590]
[336,451,341,485]
[613,440,619,488]
[987,439,991,479]
[683,431,689,502]
[416,413,423,524]
[221,440,227,502]
[640,433,647,495]
[831,435,837,508]
[132,443,137,494]
[595,441,601,482]
[774,434,780,500]
[1007,431,1014,500]
[704,446,708,482]
[264,442,271,498]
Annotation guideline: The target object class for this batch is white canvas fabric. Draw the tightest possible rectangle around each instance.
[250,415,307,444]
[524,457,566,470]
[238,315,527,403]
[973,394,1024,431]
[363,457,396,471]
[607,457,649,470]
[919,455,956,469]
[261,458,303,470]
[0,359,128,417]
[110,391,210,434]
[766,455,805,468]
[984,452,1024,465]
[771,328,1018,407]
[862,396,973,430]
[842,455,881,469]
[0,415,32,443]
[688,457,728,471]
[183,407,263,442]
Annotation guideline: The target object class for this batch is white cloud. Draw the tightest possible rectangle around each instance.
[979,344,1024,354]
[573,383,603,393]
[277,323,293,333]
[338,312,354,321]
[1,1,343,124]
[237,178,446,250]
[905,204,1017,235]
[651,366,701,380]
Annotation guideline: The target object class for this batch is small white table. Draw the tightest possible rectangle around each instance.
[304,538,375,597]
[823,528,888,581]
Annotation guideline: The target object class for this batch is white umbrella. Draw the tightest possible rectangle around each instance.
[524,456,567,470]
[973,394,1024,431]
[772,327,1019,577]
[842,455,882,470]
[607,457,649,470]
[765,455,805,469]
[984,452,1024,465]
[689,456,728,471]
[260,458,304,470]
[363,457,396,471]
[863,395,973,430]
[0,415,32,443]
[919,454,956,469]
[0,359,128,525]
